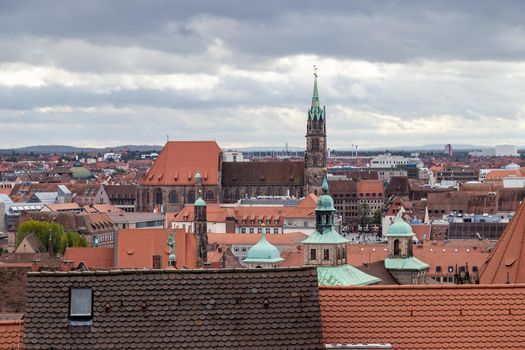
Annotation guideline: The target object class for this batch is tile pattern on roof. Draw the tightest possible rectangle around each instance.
[221,161,304,186]
[23,267,323,350]
[0,319,24,350]
[480,198,525,284]
[320,284,525,349]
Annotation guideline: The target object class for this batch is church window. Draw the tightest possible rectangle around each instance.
[187,190,195,204]
[310,249,316,260]
[168,191,178,203]
[154,188,163,205]
[323,249,330,260]
[393,239,400,255]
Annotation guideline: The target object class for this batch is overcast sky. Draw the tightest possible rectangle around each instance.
[1,0,525,149]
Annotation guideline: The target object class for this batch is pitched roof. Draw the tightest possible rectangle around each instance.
[355,261,399,285]
[173,204,235,223]
[14,233,45,254]
[320,284,525,349]
[140,141,222,186]
[208,232,307,246]
[282,194,317,218]
[63,247,114,270]
[356,179,384,194]
[221,161,304,186]
[317,265,381,286]
[480,198,525,284]
[104,184,137,198]
[117,228,198,269]
[24,267,323,350]
[0,318,23,350]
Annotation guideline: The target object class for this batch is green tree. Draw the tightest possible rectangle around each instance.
[17,220,88,255]
[358,203,370,227]
[373,208,382,225]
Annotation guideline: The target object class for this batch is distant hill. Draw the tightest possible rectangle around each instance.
[0,144,163,154]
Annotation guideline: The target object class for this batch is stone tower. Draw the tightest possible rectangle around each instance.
[194,194,208,265]
[305,70,327,195]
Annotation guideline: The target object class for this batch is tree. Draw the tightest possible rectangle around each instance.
[358,203,370,227]
[17,220,88,255]
[373,208,382,225]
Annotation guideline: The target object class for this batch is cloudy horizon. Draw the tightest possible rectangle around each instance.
[1,1,525,149]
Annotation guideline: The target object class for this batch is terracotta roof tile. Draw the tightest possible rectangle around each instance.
[63,247,114,269]
[320,284,525,349]
[0,319,23,350]
[480,198,525,284]
[23,267,323,350]
[208,232,307,246]
[140,141,222,186]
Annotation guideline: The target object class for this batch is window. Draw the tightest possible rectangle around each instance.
[242,220,247,224]
[436,266,442,273]
[472,266,479,273]
[459,266,466,273]
[250,220,254,224]
[304,221,308,227]
[448,266,454,273]
[273,228,279,233]
[168,190,178,203]
[265,228,270,234]
[242,247,247,252]
[323,249,330,261]
[274,220,279,225]
[258,220,262,224]
[249,228,254,234]
[70,288,92,319]
[257,228,262,233]
[266,220,270,225]
[241,228,246,233]
[310,249,316,260]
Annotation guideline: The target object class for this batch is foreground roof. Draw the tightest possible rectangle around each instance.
[480,198,525,284]
[24,267,323,350]
[0,316,24,350]
[320,284,525,349]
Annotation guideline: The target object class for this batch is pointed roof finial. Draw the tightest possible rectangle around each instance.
[311,65,319,108]
[321,171,329,194]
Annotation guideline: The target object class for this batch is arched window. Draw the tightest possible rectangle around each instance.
[154,188,163,205]
[205,191,214,200]
[187,190,195,204]
[393,239,400,256]
[168,190,178,203]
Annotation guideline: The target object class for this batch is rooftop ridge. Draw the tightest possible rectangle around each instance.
[28,265,316,277]
[320,283,525,290]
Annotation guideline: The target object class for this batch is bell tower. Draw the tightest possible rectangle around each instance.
[305,67,327,195]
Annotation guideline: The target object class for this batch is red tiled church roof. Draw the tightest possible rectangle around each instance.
[140,141,222,186]
[480,198,525,284]
[320,284,525,349]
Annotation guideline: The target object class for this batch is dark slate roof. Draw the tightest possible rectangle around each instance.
[222,161,304,186]
[355,260,399,285]
[24,267,323,350]
[104,184,137,199]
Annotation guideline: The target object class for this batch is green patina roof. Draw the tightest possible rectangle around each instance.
[385,217,414,237]
[243,233,283,264]
[308,75,324,121]
[302,228,349,244]
[194,196,206,206]
[70,166,92,179]
[317,265,381,286]
[384,257,429,271]
[316,175,335,211]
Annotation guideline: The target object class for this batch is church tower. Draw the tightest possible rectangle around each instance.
[194,193,208,265]
[305,69,327,195]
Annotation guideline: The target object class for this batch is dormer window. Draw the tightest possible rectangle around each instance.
[69,288,92,325]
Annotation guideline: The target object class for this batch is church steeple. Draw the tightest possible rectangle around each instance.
[305,67,327,195]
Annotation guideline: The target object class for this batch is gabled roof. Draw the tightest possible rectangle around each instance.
[15,233,45,254]
[63,247,114,269]
[140,141,222,186]
[320,284,525,349]
[24,267,323,350]
[480,198,525,284]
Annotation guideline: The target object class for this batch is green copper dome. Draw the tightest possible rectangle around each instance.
[385,217,414,237]
[195,196,206,207]
[243,233,283,264]
[316,175,335,211]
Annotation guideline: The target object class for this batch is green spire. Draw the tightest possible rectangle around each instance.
[307,67,325,121]
[195,196,206,207]
[321,173,329,194]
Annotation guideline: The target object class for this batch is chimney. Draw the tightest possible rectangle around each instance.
[31,258,42,272]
